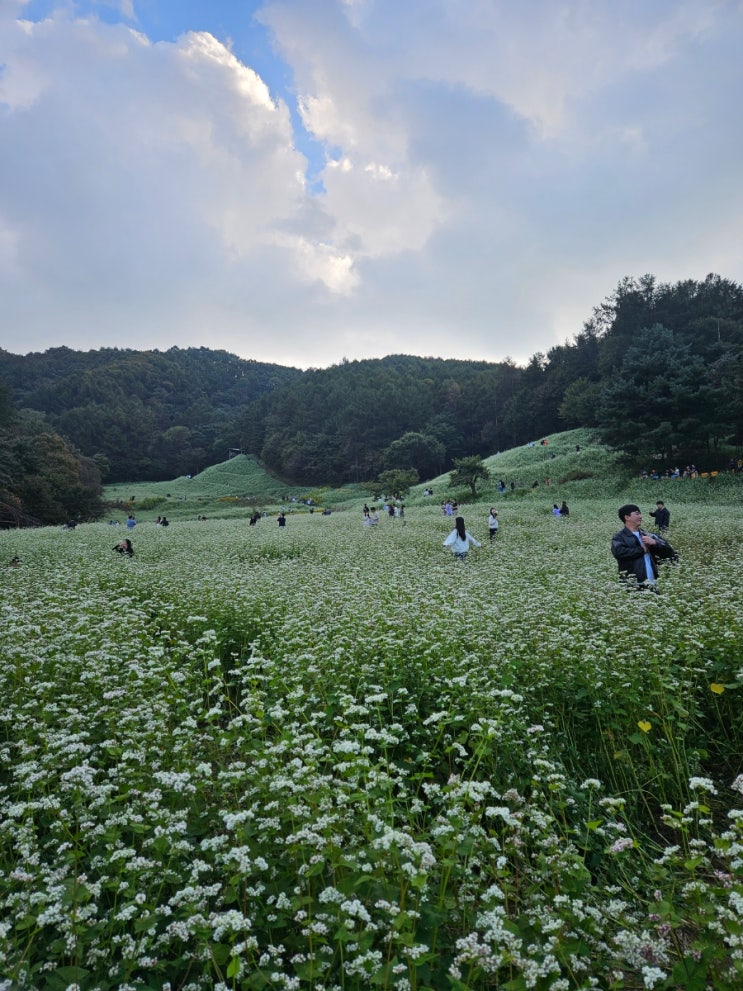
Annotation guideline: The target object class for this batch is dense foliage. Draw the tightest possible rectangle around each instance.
[0,347,302,484]
[238,273,743,483]
[239,354,522,484]
[1,274,741,495]
[0,382,104,526]
[591,275,743,458]
[1,501,741,990]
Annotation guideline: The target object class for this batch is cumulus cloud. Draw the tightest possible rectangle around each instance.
[0,0,741,366]
[257,0,743,351]
[0,11,358,347]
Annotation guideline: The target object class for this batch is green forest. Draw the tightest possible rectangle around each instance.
[1,273,741,525]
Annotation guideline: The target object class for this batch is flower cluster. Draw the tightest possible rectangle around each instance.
[1,501,741,989]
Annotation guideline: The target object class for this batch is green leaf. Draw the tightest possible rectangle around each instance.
[44,967,91,991]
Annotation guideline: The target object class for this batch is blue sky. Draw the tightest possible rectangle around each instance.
[1,0,742,369]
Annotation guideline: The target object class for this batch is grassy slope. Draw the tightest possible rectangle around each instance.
[104,455,311,521]
[104,430,741,522]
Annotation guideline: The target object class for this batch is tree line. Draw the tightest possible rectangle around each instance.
[1,273,741,523]
[0,346,302,484]
[239,273,742,484]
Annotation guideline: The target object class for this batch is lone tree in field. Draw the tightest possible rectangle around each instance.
[450,456,490,498]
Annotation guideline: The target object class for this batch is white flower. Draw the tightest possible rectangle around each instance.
[688,777,717,794]
[642,965,667,988]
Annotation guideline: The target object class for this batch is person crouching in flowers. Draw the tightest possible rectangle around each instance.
[113,538,134,558]
[444,516,481,561]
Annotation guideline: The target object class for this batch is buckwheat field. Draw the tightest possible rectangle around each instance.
[2,501,741,991]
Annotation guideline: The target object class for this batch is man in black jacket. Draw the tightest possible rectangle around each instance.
[649,500,670,531]
[611,504,676,588]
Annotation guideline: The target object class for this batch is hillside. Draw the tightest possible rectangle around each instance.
[104,454,311,520]
[0,346,302,482]
[103,430,742,522]
[241,274,742,487]
[2,273,742,513]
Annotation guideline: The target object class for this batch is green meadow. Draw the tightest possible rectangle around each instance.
[103,429,740,521]
[1,434,741,991]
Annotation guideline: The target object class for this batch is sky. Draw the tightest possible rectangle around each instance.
[1,0,742,370]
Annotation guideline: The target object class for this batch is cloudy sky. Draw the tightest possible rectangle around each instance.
[1,0,742,369]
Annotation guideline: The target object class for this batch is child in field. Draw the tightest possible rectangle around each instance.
[488,508,499,540]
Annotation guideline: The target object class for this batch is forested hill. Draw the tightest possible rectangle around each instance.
[1,273,742,501]
[239,354,521,484]
[0,346,302,482]
[239,273,743,484]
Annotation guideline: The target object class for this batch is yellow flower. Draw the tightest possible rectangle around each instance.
[638,720,652,733]
[710,683,725,695]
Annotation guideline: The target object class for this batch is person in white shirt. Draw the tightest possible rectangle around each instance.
[488,508,499,541]
[444,516,481,561]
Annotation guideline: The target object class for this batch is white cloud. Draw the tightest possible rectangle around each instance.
[0,14,334,343]
[0,0,741,367]
[287,235,359,295]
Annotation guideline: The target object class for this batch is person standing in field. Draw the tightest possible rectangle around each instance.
[611,504,677,589]
[444,516,481,561]
[649,500,670,532]
[488,507,499,540]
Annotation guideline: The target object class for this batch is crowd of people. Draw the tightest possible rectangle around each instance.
[6,486,685,593]
[638,462,740,479]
